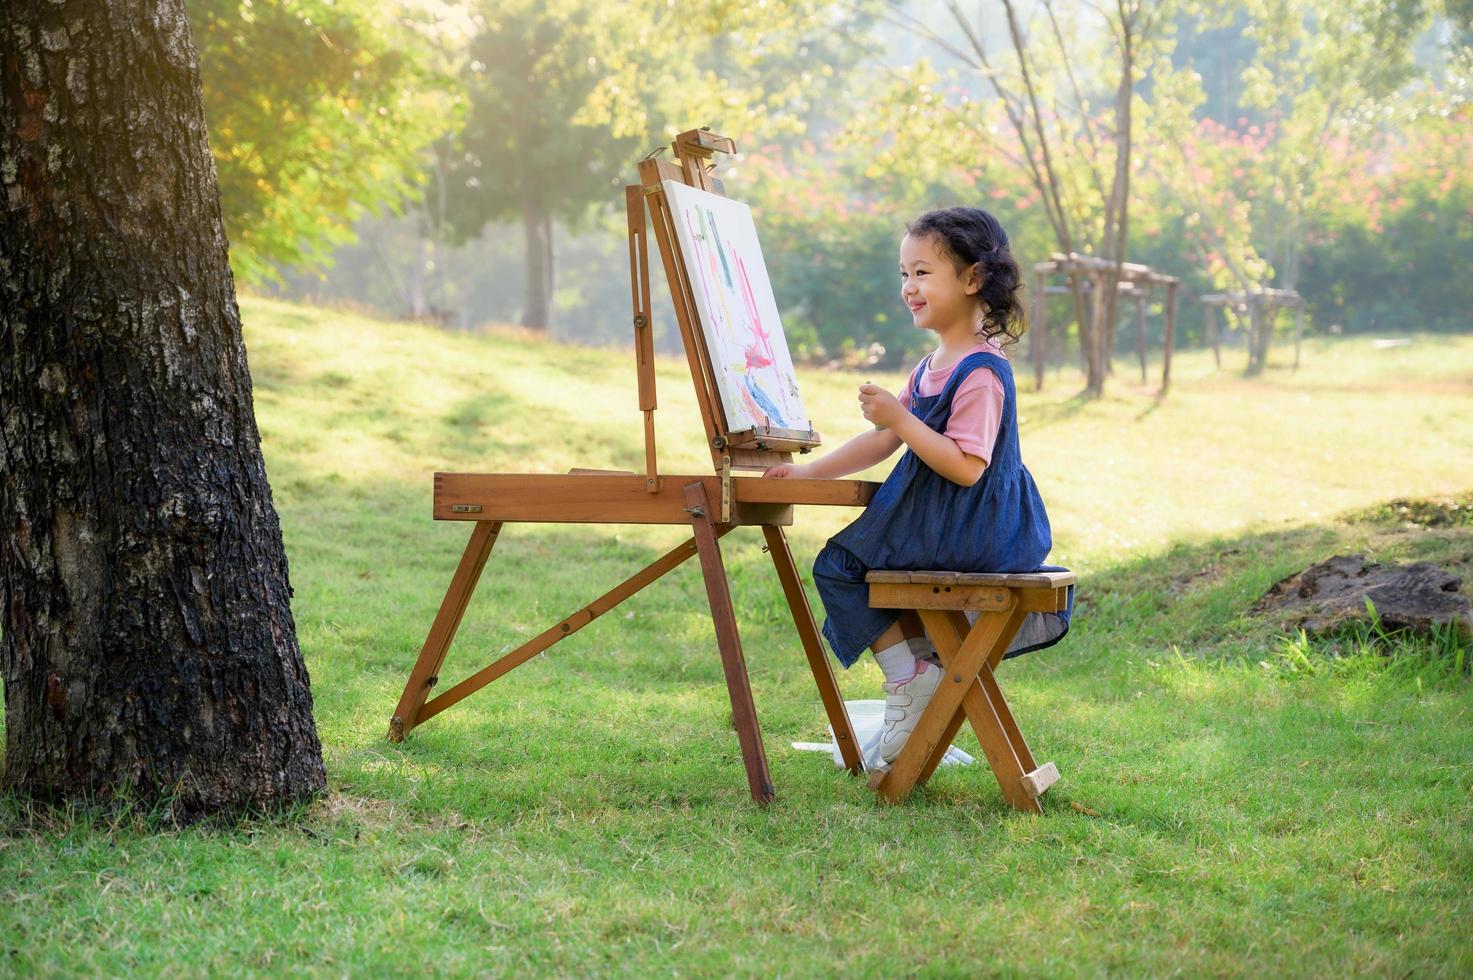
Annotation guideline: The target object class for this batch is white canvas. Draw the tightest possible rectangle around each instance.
[662,179,811,434]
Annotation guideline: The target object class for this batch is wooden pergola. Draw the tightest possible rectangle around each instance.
[1031,253,1181,392]
[1200,288,1305,374]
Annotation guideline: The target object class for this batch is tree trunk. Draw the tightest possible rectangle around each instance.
[1259,305,1277,371]
[1085,275,1109,397]
[1090,21,1135,398]
[0,0,326,820]
[521,204,553,330]
[1161,281,1178,393]
[407,237,428,319]
[1206,304,1221,367]
[1071,276,1092,374]
[1135,293,1148,384]
[1031,267,1047,391]
[1246,303,1270,376]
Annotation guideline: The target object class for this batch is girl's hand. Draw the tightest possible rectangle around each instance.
[858,383,905,430]
[762,461,812,478]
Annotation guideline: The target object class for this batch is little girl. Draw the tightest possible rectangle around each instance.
[765,206,1070,763]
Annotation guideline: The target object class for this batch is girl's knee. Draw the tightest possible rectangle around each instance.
[813,542,865,583]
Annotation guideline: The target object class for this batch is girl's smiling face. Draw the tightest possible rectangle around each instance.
[899,232,981,337]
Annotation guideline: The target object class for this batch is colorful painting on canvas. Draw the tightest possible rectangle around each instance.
[662,179,811,435]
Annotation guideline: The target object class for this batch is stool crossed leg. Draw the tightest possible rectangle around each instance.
[872,596,1046,813]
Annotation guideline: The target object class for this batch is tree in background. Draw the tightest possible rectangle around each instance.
[444,0,878,330]
[873,0,1186,396]
[1,0,326,819]
[228,0,1468,360]
[442,0,650,330]
[1299,105,1473,332]
[1150,0,1436,372]
[189,0,460,284]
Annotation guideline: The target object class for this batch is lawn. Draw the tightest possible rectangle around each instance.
[2,297,1470,975]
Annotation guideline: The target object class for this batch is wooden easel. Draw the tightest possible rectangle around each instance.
[387,128,875,804]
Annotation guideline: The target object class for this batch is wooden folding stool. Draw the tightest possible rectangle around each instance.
[863,569,1075,812]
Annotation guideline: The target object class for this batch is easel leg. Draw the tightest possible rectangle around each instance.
[685,482,774,804]
[413,527,732,727]
[388,520,501,741]
[761,524,863,774]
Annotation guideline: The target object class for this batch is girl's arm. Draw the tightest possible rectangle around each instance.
[860,383,986,487]
[763,427,902,479]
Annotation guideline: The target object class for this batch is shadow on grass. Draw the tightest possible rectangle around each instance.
[1018,389,1098,431]
[429,391,524,461]
[1132,389,1168,422]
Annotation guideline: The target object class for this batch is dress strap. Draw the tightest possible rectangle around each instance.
[936,350,1007,404]
[910,354,933,399]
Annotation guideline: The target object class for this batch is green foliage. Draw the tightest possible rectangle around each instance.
[736,144,929,366]
[1168,10,1260,124]
[1151,0,1436,296]
[190,0,459,284]
[443,0,877,241]
[435,0,876,329]
[226,0,1472,356]
[441,0,653,242]
[1268,617,1471,685]
[1298,108,1473,332]
[733,63,1058,367]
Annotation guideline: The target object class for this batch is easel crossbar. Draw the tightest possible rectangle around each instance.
[416,525,735,726]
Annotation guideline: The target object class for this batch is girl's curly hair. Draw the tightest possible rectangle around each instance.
[906,207,1025,347]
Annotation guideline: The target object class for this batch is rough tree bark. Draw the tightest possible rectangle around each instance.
[0,0,326,819]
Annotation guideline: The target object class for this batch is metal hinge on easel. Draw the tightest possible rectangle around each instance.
[720,455,732,524]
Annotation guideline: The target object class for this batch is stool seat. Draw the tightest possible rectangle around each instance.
[866,569,1075,589]
[864,567,1074,812]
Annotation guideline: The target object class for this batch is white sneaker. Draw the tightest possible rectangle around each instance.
[877,663,943,763]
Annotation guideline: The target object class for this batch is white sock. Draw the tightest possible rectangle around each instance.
[907,635,940,666]
[872,640,922,685]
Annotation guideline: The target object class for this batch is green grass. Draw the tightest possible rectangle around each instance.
[2,297,1471,975]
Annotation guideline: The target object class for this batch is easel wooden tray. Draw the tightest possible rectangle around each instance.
[433,472,875,524]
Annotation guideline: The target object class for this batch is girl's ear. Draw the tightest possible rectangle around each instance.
[964,262,984,296]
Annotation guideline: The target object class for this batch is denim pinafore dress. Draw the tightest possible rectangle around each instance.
[813,349,1072,667]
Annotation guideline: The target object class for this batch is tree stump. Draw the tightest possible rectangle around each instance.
[1252,555,1473,637]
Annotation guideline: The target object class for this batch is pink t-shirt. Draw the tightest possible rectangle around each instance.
[897,339,1006,463]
